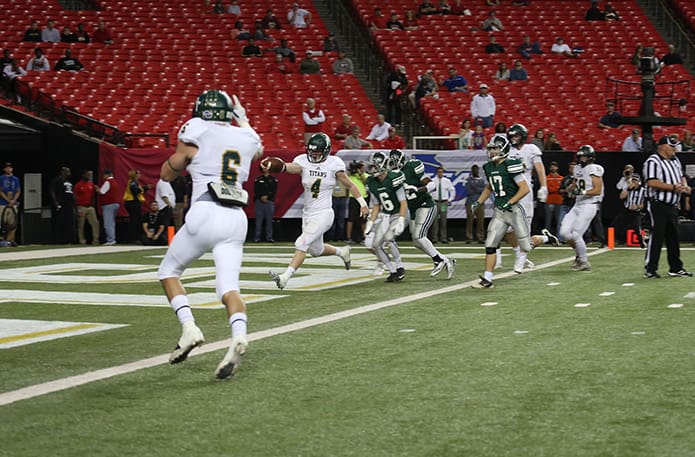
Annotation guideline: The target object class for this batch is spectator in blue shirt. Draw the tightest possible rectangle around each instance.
[0,162,21,244]
[441,67,468,92]
[509,60,528,81]
[598,102,622,129]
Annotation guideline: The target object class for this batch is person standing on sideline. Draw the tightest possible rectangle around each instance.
[158,90,263,379]
[545,161,564,235]
[99,169,121,245]
[465,164,487,243]
[170,175,190,232]
[329,177,349,241]
[253,166,277,242]
[50,166,75,244]
[74,170,99,245]
[155,178,176,228]
[123,169,147,243]
[429,166,455,243]
[0,163,21,245]
[642,136,692,278]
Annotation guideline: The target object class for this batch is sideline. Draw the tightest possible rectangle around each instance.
[0,249,608,406]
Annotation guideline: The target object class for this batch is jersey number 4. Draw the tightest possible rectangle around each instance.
[311,179,321,198]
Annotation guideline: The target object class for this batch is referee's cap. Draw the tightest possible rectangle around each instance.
[657,135,680,147]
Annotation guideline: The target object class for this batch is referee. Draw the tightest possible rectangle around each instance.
[642,135,692,278]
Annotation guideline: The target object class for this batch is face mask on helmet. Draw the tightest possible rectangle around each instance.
[368,152,389,176]
[387,149,406,171]
[487,136,511,161]
[193,90,234,122]
[306,133,331,163]
[577,145,596,166]
[507,123,528,147]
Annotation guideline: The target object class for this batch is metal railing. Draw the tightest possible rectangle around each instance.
[637,0,695,76]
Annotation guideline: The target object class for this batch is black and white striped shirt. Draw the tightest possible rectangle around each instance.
[642,153,683,205]
[624,186,645,211]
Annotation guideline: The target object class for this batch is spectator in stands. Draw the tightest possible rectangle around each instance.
[418,2,438,17]
[543,132,563,151]
[323,33,340,52]
[267,39,296,63]
[458,119,474,148]
[531,129,545,150]
[509,59,528,81]
[369,8,388,31]
[517,34,543,59]
[75,23,90,43]
[344,126,372,149]
[682,130,694,152]
[493,122,507,139]
[261,9,282,30]
[2,59,26,103]
[385,65,408,126]
[494,62,510,81]
[482,10,504,31]
[414,73,438,107]
[551,37,581,58]
[630,45,643,66]
[485,35,505,54]
[227,0,241,15]
[241,38,263,57]
[92,20,114,44]
[332,51,354,74]
[42,20,61,43]
[23,21,42,42]
[212,0,225,13]
[603,2,620,21]
[0,49,12,70]
[61,26,77,43]
[486,0,500,5]
[585,0,604,21]
[386,13,405,30]
[253,20,274,42]
[470,83,495,128]
[403,11,419,31]
[382,127,406,149]
[622,129,642,152]
[662,44,684,66]
[54,49,84,71]
[598,102,622,129]
[302,97,325,144]
[471,124,487,149]
[288,3,312,28]
[231,21,251,40]
[366,114,392,144]
[299,51,320,74]
[26,47,50,72]
[438,0,452,14]
[333,114,354,141]
[441,67,468,92]
[451,0,471,15]
[265,52,293,74]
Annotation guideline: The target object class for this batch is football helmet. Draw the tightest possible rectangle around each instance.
[387,149,407,171]
[487,135,511,161]
[192,90,234,122]
[507,123,528,147]
[306,132,331,163]
[368,151,389,176]
[576,145,596,166]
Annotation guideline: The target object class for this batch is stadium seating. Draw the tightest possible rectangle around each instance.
[670,0,695,33]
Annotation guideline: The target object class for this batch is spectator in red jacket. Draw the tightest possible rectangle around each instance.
[382,127,406,150]
[74,170,100,245]
[92,20,114,44]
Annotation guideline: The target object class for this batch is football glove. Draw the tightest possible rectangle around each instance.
[537,186,548,203]
[393,216,405,236]
[499,201,513,212]
[365,220,374,235]
[470,201,481,212]
[231,94,249,125]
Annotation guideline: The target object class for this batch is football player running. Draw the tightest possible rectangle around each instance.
[364,151,408,282]
[158,90,262,379]
[269,133,369,290]
[388,149,456,279]
[559,145,604,271]
[471,136,558,288]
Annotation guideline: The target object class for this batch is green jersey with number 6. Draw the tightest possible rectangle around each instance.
[400,159,434,218]
[366,171,405,215]
[482,158,525,210]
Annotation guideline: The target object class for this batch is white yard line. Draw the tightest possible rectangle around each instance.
[0,245,163,261]
[0,249,608,406]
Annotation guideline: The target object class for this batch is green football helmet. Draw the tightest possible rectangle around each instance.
[487,135,511,161]
[192,90,234,122]
[368,151,389,176]
[576,145,596,166]
[507,123,528,147]
[306,133,331,163]
[387,149,407,171]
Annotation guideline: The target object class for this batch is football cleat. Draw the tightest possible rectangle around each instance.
[570,257,580,270]
[668,269,693,277]
[169,321,205,364]
[471,275,494,289]
[385,271,402,282]
[445,258,456,279]
[431,260,446,276]
[644,270,661,279]
[542,228,560,247]
[372,263,385,276]
[269,270,288,290]
[214,335,248,380]
[525,258,535,269]
[396,267,405,280]
[339,245,351,270]
[571,261,592,271]
[513,257,525,274]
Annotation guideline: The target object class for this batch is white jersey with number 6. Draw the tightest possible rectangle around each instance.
[293,154,347,215]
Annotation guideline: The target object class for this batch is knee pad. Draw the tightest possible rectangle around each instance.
[485,247,497,255]
[307,245,324,257]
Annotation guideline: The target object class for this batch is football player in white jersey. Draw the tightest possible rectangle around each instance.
[559,145,604,271]
[158,90,263,379]
[497,123,555,273]
[269,133,369,290]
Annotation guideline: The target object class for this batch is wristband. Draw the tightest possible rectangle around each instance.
[356,196,367,208]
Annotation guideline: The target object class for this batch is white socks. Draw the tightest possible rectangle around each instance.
[170,294,194,324]
[229,312,247,338]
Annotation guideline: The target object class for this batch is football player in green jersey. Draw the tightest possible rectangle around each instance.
[365,151,408,282]
[388,149,456,279]
[470,136,558,288]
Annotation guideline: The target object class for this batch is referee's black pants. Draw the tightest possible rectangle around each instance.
[645,200,683,274]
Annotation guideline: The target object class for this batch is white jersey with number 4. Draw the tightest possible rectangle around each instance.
[574,163,604,204]
[293,154,346,215]
[178,117,262,203]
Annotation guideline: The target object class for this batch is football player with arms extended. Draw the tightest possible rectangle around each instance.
[471,137,558,288]
[388,149,456,279]
[268,133,369,290]
[364,151,408,282]
[158,90,263,379]
[559,145,604,271]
